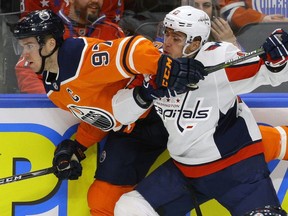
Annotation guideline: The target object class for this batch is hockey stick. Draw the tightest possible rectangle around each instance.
[0,167,55,185]
[187,47,265,88]
[205,47,265,73]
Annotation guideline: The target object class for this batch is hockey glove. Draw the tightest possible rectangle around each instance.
[260,28,288,72]
[53,139,87,180]
[133,77,177,109]
[156,55,207,93]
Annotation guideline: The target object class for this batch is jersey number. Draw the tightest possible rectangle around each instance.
[91,41,112,67]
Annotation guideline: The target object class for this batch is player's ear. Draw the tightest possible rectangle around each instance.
[48,37,56,48]
[44,37,57,54]
[41,37,57,56]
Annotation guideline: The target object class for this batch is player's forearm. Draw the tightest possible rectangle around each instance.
[112,88,151,125]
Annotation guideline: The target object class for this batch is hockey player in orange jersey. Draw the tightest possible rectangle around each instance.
[12,9,207,216]
[12,7,288,216]
[15,0,125,94]
[12,6,288,216]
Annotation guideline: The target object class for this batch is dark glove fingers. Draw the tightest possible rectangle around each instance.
[191,59,207,75]
[68,161,83,180]
[56,159,71,170]
[52,139,86,180]
[281,31,288,45]
[187,59,207,83]
[263,31,288,60]
[157,55,206,92]
[269,35,285,59]
[53,160,82,180]
[170,78,190,93]
[168,89,177,97]
[54,169,71,180]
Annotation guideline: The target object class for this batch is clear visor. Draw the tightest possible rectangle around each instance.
[12,37,23,55]
[12,37,40,56]
[155,22,165,42]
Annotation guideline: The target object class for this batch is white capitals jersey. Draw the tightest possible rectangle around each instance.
[112,41,288,168]
[155,41,288,165]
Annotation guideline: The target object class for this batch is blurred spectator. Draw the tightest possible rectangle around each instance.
[101,0,124,23]
[192,0,240,47]
[0,1,21,93]
[219,0,288,32]
[19,0,68,17]
[119,0,181,40]
[193,0,220,17]
[15,0,125,93]
[20,0,124,22]
[58,0,124,39]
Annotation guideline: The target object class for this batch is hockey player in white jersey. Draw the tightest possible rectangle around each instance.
[113,6,288,216]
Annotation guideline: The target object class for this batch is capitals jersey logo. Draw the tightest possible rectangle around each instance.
[205,42,221,51]
[68,105,116,131]
[155,95,212,133]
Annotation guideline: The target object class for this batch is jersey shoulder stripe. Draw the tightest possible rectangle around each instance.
[58,37,88,83]
[225,60,262,81]
[122,36,140,76]
[114,35,159,78]
[115,35,160,77]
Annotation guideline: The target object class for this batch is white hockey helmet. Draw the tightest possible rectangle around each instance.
[163,5,211,56]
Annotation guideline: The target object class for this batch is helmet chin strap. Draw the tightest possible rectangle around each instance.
[182,37,204,58]
[182,43,201,57]
[36,45,59,75]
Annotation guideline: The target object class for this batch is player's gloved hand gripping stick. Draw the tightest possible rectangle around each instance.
[156,55,207,93]
[0,139,87,184]
[204,29,288,74]
[259,28,288,71]
[53,139,87,180]
[155,28,288,92]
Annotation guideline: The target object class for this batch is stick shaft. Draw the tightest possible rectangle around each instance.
[187,48,265,88]
[205,47,265,74]
[0,167,55,185]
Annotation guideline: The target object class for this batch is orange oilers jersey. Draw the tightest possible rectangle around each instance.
[42,36,161,147]
[15,9,124,94]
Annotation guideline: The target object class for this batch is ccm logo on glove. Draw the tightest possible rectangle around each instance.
[161,56,173,87]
